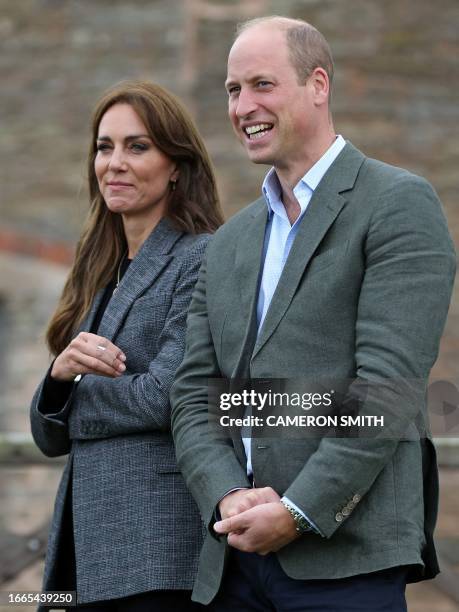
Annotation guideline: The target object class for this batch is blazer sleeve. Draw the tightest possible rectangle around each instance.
[66,239,209,440]
[30,373,74,458]
[283,174,456,538]
[171,251,252,527]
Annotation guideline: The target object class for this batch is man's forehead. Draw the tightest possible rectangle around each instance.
[230,23,286,54]
[227,26,288,75]
[225,68,274,87]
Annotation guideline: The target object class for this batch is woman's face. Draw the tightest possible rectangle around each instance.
[95,103,178,221]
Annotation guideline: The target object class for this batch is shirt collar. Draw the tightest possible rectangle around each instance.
[262,135,346,217]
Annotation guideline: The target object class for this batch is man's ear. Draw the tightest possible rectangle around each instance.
[309,67,330,106]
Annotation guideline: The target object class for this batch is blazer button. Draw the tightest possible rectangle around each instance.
[335,512,344,523]
[352,494,361,504]
[342,507,351,516]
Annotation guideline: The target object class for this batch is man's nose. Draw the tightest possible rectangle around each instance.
[235,88,257,118]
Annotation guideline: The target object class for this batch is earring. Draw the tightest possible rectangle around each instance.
[171,180,177,191]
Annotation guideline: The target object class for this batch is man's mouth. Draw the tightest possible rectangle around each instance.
[244,123,273,140]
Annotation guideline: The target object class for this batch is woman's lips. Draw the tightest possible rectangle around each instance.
[107,182,134,189]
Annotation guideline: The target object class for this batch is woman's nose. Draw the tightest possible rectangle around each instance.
[108,147,128,171]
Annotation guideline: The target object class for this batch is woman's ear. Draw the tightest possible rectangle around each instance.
[170,166,179,183]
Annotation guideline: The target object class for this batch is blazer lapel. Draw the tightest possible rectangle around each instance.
[96,218,183,341]
[231,198,268,378]
[253,142,365,359]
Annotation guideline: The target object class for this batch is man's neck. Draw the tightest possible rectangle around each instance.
[276,130,336,189]
[280,185,301,225]
[275,131,337,224]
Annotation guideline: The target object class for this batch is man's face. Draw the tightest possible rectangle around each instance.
[225,25,318,175]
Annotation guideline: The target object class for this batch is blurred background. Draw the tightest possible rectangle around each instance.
[0,0,458,609]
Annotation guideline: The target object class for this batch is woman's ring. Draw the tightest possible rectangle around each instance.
[97,344,107,351]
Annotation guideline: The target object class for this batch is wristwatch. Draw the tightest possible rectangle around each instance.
[281,499,313,534]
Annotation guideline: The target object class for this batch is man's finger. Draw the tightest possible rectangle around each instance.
[227,531,255,553]
[213,518,232,534]
[226,507,240,518]
[214,514,245,534]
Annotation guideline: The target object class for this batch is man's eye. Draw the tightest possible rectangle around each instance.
[227,86,240,96]
[257,81,271,88]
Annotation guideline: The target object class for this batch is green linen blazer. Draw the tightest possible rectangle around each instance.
[171,142,456,604]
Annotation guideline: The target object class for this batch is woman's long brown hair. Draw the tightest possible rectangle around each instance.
[46,80,224,356]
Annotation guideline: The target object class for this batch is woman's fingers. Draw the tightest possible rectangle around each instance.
[48,332,127,380]
[89,333,126,362]
[69,333,126,376]
[66,351,122,378]
[77,334,125,370]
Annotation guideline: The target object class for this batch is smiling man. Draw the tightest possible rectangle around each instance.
[171,16,456,611]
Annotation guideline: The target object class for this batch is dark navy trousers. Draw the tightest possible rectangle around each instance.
[69,590,204,611]
[210,550,408,612]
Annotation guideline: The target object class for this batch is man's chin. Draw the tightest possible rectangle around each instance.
[244,147,273,166]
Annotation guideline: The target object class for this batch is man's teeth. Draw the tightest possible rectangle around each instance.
[245,124,272,138]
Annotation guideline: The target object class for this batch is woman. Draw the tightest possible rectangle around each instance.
[30,80,223,611]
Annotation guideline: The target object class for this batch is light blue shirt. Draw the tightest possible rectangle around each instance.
[257,135,346,329]
[244,135,346,532]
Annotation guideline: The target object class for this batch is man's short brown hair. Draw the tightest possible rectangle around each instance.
[236,16,334,94]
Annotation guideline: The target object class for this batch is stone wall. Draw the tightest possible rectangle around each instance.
[1,0,458,231]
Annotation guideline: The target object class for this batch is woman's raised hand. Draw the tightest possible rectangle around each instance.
[51,332,126,381]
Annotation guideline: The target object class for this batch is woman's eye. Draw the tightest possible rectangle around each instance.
[131,142,149,152]
[96,143,111,152]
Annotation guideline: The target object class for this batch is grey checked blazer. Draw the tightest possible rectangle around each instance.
[30,219,209,604]
[171,143,456,604]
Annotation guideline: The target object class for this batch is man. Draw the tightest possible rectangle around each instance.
[171,16,456,611]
